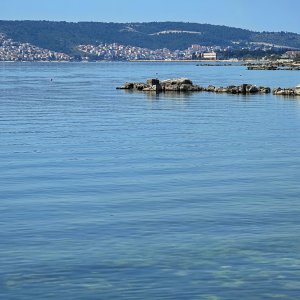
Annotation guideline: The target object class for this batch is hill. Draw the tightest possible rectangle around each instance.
[0,20,299,56]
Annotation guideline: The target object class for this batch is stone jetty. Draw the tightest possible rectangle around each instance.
[117,78,271,94]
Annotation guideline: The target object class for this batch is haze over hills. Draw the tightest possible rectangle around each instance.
[0,20,300,57]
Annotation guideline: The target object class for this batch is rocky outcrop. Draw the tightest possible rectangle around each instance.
[117,79,271,94]
[118,82,148,90]
[117,78,300,96]
[247,65,278,70]
[272,87,300,96]
[246,63,300,71]
[117,78,203,92]
[203,84,271,94]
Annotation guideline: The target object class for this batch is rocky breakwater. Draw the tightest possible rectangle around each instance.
[117,78,271,94]
[116,78,203,92]
[273,85,300,96]
[246,63,300,71]
[203,84,271,94]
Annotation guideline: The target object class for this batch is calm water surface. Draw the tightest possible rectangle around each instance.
[1,62,300,299]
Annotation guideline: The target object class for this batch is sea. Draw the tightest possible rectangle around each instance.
[1,62,300,300]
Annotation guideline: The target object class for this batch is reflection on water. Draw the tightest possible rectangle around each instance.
[144,91,194,103]
[1,62,300,300]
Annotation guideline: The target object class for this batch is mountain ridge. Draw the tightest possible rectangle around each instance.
[0,20,299,56]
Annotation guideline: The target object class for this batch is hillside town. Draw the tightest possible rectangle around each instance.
[77,43,221,61]
[77,41,300,61]
[0,32,299,62]
[0,33,71,61]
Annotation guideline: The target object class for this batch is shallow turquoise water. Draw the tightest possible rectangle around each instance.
[1,62,300,299]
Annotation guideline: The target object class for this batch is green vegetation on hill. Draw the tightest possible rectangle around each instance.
[0,21,299,56]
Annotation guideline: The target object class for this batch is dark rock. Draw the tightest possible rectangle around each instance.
[133,83,148,90]
[247,65,278,70]
[258,87,271,93]
[190,85,204,91]
[247,85,258,93]
[116,82,134,89]
[241,84,248,94]
[125,82,134,89]
[206,85,216,92]
[147,78,160,86]
[179,78,193,85]
[227,86,239,94]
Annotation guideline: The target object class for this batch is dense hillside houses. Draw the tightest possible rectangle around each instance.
[0,32,298,62]
[0,33,71,61]
[77,43,220,61]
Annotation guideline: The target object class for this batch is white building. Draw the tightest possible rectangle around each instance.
[202,52,217,60]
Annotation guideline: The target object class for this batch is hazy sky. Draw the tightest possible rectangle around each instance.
[1,0,299,33]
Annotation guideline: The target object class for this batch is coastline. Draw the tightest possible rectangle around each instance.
[0,59,251,63]
[128,59,242,63]
[2,60,298,65]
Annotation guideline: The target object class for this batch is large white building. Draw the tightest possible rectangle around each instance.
[202,52,217,60]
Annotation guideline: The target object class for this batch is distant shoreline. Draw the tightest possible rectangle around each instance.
[0,59,253,63]
[128,59,243,62]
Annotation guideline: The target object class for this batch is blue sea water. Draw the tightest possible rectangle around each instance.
[0,62,300,300]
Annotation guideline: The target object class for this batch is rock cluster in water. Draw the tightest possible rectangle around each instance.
[117,78,271,94]
[117,78,203,92]
[203,84,271,94]
[273,87,300,96]
[246,63,300,71]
